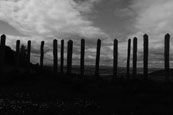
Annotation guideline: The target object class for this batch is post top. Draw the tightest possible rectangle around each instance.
[114,39,118,41]
[144,34,148,38]
[1,34,6,38]
[165,33,170,38]
[53,39,57,42]
[134,37,137,40]
[41,41,45,45]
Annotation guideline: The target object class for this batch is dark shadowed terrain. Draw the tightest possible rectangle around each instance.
[0,45,173,114]
[0,69,173,115]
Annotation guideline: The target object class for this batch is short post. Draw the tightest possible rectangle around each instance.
[61,40,64,74]
[164,33,170,82]
[95,39,101,78]
[126,39,131,78]
[27,40,31,66]
[20,45,27,66]
[53,39,58,73]
[113,39,118,78]
[16,40,20,69]
[80,39,85,77]
[67,40,73,74]
[133,37,137,78]
[143,34,149,80]
[40,41,44,71]
[0,34,6,73]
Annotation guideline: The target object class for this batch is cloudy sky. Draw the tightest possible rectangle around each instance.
[0,0,173,68]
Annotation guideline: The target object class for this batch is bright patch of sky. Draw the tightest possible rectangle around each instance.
[0,0,172,67]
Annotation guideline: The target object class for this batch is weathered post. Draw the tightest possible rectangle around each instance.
[95,39,101,78]
[0,34,6,73]
[80,39,85,78]
[40,41,44,71]
[16,40,20,69]
[67,40,73,74]
[61,40,64,73]
[126,39,131,78]
[164,33,170,82]
[27,40,31,66]
[53,39,58,73]
[133,37,137,78]
[20,45,27,66]
[143,34,149,80]
[113,39,118,78]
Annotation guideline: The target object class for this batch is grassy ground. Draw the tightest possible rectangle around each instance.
[0,72,173,114]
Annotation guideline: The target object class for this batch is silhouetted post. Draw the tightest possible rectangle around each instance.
[80,39,85,77]
[61,40,64,73]
[0,34,6,73]
[113,39,118,78]
[133,37,137,78]
[53,39,58,73]
[164,34,170,82]
[95,39,101,78]
[67,40,73,74]
[16,40,20,69]
[40,41,44,71]
[143,34,149,80]
[20,45,27,66]
[67,40,70,74]
[126,39,131,78]
[27,40,31,66]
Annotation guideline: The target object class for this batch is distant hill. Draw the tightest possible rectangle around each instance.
[3,45,30,67]
[149,69,173,76]
[4,46,15,65]
[148,69,173,81]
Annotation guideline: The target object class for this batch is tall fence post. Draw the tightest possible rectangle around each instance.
[27,40,31,66]
[16,40,20,70]
[95,39,101,78]
[20,45,27,66]
[133,37,137,78]
[164,33,170,82]
[61,40,64,74]
[143,34,149,80]
[80,39,85,77]
[126,39,131,78]
[40,41,44,71]
[0,34,6,73]
[53,39,58,73]
[67,40,73,74]
[113,39,118,78]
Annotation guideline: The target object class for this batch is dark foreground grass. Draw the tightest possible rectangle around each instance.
[0,72,173,114]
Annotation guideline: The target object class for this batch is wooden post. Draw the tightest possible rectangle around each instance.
[40,41,44,71]
[16,40,20,69]
[143,34,149,80]
[61,40,64,73]
[95,39,101,78]
[20,45,27,66]
[133,37,137,78]
[0,34,6,73]
[126,39,131,78]
[113,39,118,78]
[53,39,58,73]
[70,40,73,74]
[164,33,170,81]
[27,40,31,66]
[80,39,85,77]
[67,40,70,74]
[67,40,73,74]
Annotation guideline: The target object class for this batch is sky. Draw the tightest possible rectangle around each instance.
[0,0,173,68]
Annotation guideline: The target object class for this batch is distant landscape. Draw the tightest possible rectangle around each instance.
[0,42,172,114]
[1,0,173,114]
